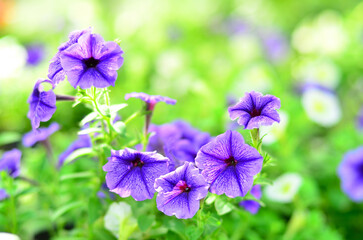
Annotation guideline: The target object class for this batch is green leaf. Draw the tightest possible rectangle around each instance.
[163,218,186,238]
[254,177,273,186]
[92,229,116,240]
[51,201,83,222]
[243,195,266,207]
[0,132,21,146]
[15,187,39,197]
[204,215,221,236]
[148,227,168,237]
[214,197,234,216]
[60,171,95,182]
[137,215,155,232]
[112,121,126,135]
[264,159,276,167]
[88,196,103,225]
[80,112,100,126]
[78,127,103,135]
[110,103,127,113]
[185,226,203,240]
[205,194,217,205]
[62,148,95,166]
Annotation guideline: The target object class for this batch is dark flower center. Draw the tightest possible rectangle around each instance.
[224,156,237,166]
[132,157,144,167]
[84,57,100,68]
[358,163,363,176]
[176,180,191,192]
[250,108,261,118]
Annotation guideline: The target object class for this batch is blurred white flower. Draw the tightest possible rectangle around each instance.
[67,0,96,28]
[302,88,342,127]
[292,10,347,56]
[265,173,303,203]
[229,34,262,63]
[156,50,186,78]
[104,202,137,238]
[293,58,341,89]
[260,111,289,145]
[0,36,26,81]
[0,233,20,240]
[231,62,273,95]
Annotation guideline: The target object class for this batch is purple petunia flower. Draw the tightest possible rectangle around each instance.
[171,121,211,163]
[146,124,181,154]
[146,121,211,169]
[26,43,45,66]
[22,122,60,147]
[48,28,92,85]
[357,107,363,131]
[27,79,56,129]
[239,184,262,214]
[0,189,9,201]
[97,183,116,200]
[58,134,92,168]
[103,148,169,201]
[154,162,209,219]
[260,30,289,63]
[125,92,176,111]
[0,149,21,178]
[59,32,124,89]
[228,91,281,129]
[195,130,263,198]
[338,146,363,202]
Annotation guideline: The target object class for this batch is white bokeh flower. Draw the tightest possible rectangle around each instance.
[104,202,137,239]
[229,34,262,63]
[265,173,303,203]
[0,36,26,81]
[0,233,20,240]
[231,62,273,95]
[302,88,342,127]
[293,58,341,89]
[292,10,347,56]
[260,111,289,145]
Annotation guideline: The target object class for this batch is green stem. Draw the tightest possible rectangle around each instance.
[9,178,17,233]
[197,198,205,230]
[250,128,261,152]
[90,87,113,144]
[124,111,142,125]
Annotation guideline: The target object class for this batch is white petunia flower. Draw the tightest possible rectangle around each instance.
[104,202,137,238]
[265,173,303,203]
[260,111,289,145]
[302,88,342,127]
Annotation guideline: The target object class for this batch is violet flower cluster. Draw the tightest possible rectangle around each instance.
[103,91,279,218]
[23,28,281,220]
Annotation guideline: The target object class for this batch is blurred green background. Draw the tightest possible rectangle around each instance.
[0,0,363,239]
